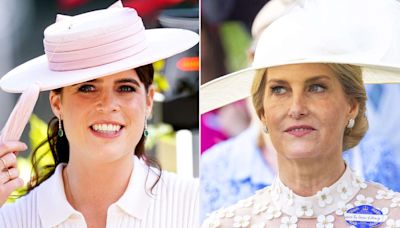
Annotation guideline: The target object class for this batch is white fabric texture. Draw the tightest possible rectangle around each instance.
[0,156,199,228]
[202,165,400,227]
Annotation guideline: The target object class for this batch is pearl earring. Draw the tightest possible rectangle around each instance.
[347,118,355,129]
[263,125,269,134]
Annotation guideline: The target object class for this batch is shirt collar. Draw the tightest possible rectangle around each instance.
[37,163,80,228]
[113,155,155,219]
[37,156,155,227]
[267,164,364,218]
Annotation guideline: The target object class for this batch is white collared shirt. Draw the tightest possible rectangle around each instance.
[0,156,199,228]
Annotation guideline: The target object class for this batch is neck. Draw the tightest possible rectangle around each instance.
[258,131,278,173]
[277,152,345,197]
[63,153,134,211]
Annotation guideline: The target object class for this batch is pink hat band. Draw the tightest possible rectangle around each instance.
[42,8,148,71]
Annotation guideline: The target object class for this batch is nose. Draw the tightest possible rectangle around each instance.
[96,89,120,113]
[288,91,309,119]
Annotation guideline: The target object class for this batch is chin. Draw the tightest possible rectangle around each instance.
[280,143,320,160]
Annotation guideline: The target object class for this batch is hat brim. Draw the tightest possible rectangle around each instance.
[200,58,400,114]
[0,28,198,93]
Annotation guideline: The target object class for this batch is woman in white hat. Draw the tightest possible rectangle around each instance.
[0,1,199,227]
[201,0,400,227]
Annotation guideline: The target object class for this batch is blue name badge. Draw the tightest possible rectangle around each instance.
[344,205,384,228]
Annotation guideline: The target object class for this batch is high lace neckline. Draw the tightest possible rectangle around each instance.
[268,164,366,218]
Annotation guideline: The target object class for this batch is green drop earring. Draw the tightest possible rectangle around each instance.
[58,117,64,137]
[143,117,149,137]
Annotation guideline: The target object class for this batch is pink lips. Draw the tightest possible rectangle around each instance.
[89,127,123,139]
[284,125,316,137]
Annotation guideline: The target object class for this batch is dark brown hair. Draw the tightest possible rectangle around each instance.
[26,64,161,193]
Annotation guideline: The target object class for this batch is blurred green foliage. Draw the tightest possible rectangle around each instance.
[153,60,170,92]
[219,22,252,72]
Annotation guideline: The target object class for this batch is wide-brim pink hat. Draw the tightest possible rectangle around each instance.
[200,0,400,114]
[0,1,198,142]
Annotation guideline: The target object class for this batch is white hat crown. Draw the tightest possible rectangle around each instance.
[254,0,400,69]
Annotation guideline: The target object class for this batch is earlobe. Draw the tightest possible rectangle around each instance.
[349,99,359,119]
[49,91,62,117]
[146,85,155,114]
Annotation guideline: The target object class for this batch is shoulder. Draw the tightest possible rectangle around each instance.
[154,171,199,227]
[158,170,199,196]
[0,165,64,228]
[0,187,41,227]
[359,181,400,220]
[202,186,272,227]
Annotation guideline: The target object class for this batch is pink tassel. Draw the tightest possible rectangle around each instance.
[0,84,40,143]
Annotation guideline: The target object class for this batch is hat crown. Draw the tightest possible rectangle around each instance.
[44,8,140,43]
[43,7,148,71]
[253,0,400,68]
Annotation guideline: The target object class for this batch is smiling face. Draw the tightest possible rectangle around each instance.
[50,69,154,163]
[260,63,359,160]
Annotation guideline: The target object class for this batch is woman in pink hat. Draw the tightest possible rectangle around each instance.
[0,1,199,227]
[201,0,400,227]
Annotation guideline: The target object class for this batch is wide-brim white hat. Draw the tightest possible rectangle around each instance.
[0,3,198,92]
[0,1,198,142]
[201,0,400,114]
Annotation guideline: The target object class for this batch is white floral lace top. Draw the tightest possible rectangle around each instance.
[202,165,400,228]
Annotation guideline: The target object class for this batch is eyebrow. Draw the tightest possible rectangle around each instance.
[267,75,331,84]
[74,78,141,87]
[115,78,141,87]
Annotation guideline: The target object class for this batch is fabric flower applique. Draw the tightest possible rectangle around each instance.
[354,194,374,206]
[271,185,281,201]
[238,198,254,208]
[335,202,354,216]
[252,202,269,215]
[317,187,333,208]
[283,189,294,206]
[295,202,313,217]
[233,215,251,228]
[337,182,353,200]
[213,207,236,219]
[376,189,396,200]
[250,222,265,228]
[203,216,221,228]
[381,207,389,222]
[265,204,282,220]
[386,219,400,228]
[316,215,335,228]
[280,216,298,228]
[390,197,400,208]
[352,175,367,189]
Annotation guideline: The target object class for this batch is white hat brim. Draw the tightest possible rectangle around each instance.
[200,58,400,114]
[0,28,198,93]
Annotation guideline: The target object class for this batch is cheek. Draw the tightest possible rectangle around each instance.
[314,97,349,131]
[262,98,287,125]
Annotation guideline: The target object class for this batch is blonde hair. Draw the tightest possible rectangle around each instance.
[251,64,368,151]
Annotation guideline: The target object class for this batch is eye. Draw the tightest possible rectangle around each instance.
[78,84,95,93]
[118,85,135,93]
[309,84,326,92]
[271,86,287,95]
